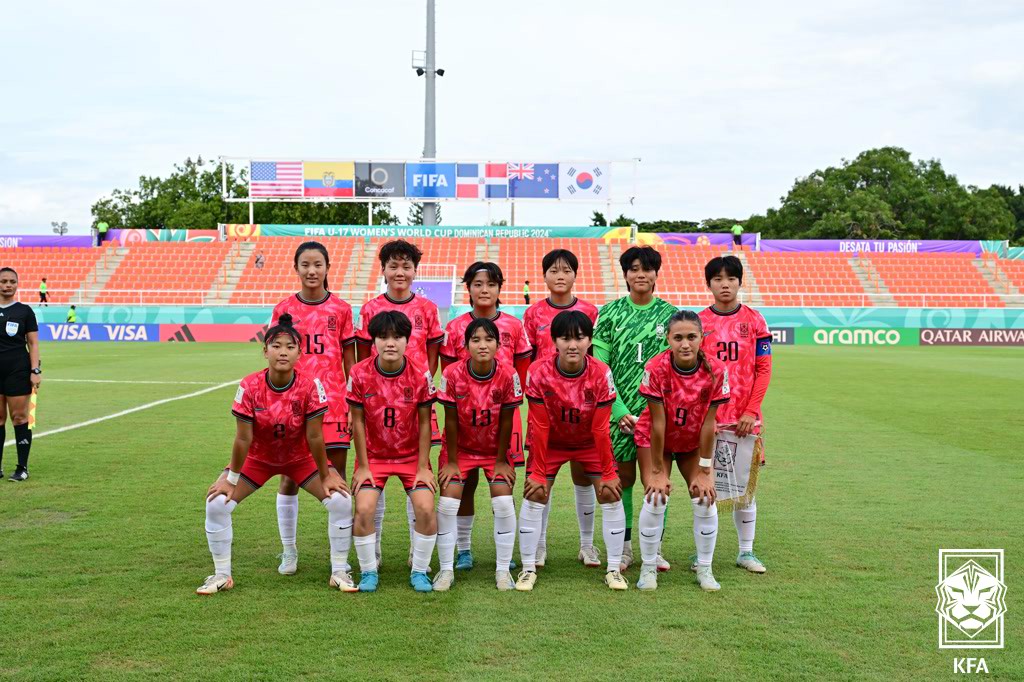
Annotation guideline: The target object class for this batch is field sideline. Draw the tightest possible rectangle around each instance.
[1,342,1022,681]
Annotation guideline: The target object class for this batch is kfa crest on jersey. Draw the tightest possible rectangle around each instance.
[327,316,337,332]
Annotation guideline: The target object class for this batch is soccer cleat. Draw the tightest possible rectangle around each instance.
[604,570,629,591]
[8,469,28,482]
[689,553,699,572]
[656,554,671,572]
[637,565,659,591]
[358,570,379,593]
[535,544,547,569]
[410,571,433,592]
[432,569,455,591]
[695,565,721,592]
[455,550,474,571]
[329,570,358,593]
[578,545,601,568]
[515,570,537,592]
[495,570,515,591]
[619,544,634,572]
[277,549,298,576]
[736,551,767,574]
[510,557,518,571]
[196,574,233,595]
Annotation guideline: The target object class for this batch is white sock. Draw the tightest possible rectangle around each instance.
[491,495,517,572]
[518,500,545,572]
[406,495,417,544]
[354,534,377,573]
[692,497,719,566]
[639,498,667,567]
[600,501,626,572]
[411,531,437,574]
[276,493,298,552]
[574,484,596,548]
[322,492,353,573]
[456,515,474,552]
[436,497,461,571]
[374,490,386,552]
[205,495,237,576]
[734,499,756,553]
[539,490,551,548]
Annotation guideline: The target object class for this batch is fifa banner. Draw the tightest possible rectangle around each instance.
[38,324,160,342]
[224,224,612,239]
[712,429,760,511]
[795,327,919,346]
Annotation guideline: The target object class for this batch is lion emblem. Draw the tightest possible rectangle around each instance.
[935,560,1007,638]
[714,439,735,467]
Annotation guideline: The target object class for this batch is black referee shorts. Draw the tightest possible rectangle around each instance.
[0,352,32,396]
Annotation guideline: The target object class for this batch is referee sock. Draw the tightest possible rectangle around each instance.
[276,494,299,553]
[621,484,634,543]
[14,423,31,471]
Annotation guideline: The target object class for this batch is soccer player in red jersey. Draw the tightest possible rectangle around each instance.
[698,255,772,574]
[197,315,354,596]
[439,262,532,570]
[348,311,438,593]
[522,249,602,568]
[434,317,523,591]
[355,240,445,568]
[634,310,730,592]
[271,241,356,577]
[515,311,628,592]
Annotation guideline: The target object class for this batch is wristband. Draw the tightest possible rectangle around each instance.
[226,470,240,485]
[698,457,712,469]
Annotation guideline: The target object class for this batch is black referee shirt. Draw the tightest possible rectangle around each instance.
[0,302,38,354]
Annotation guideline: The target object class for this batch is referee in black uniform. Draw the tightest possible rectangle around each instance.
[0,267,41,481]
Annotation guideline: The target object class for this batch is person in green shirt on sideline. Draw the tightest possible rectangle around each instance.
[592,246,677,573]
[523,280,530,305]
[38,278,49,307]
[731,223,744,247]
[66,305,77,323]
[96,221,109,246]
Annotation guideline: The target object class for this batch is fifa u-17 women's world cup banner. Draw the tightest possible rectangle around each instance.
[712,429,761,511]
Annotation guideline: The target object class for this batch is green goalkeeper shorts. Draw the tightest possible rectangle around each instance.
[611,426,637,463]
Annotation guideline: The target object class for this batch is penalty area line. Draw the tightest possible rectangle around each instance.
[3,380,239,447]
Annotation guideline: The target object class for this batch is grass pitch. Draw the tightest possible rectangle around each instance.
[1,342,1021,681]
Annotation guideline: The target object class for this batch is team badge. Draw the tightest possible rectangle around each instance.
[501,332,512,346]
[492,389,503,403]
[291,400,303,416]
[327,316,337,332]
[584,389,595,405]
[5,321,18,336]
[699,386,711,404]
[936,549,1007,648]
[404,386,414,401]
[414,314,424,329]
[714,439,736,467]
[656,324,665,336]
[738,323,750,338]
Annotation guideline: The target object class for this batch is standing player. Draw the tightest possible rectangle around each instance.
[348,311,438,593]
[439,262,531,570]
[197,314,354,595]
[434,317,523,591]
[592,246,677,572]
[522,249,601,568]
[697,255,772,574]
[516,311,627,592]
[355,240,444,567]
[634,310,729,592]
[271,241,356,577]
[0,267,41,482]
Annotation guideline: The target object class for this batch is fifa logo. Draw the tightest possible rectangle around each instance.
[935,550,1006,649]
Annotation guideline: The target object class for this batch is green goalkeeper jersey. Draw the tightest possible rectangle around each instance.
[592,295,678,420]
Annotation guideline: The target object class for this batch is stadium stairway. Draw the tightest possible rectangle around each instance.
[850,258,896,306]
[205,242,255,304]
[76,245,127,305]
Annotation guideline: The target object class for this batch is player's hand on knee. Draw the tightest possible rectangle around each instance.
[644,473,671,505]
[438,463,460,490]
[523,477,548,500]
[353,468,374,492]
[415,467,437,493]
[598,476,623,502]
[323,469,349,497]
[493,461,516,487]
[689,473,716,506]
[207,479,235,503]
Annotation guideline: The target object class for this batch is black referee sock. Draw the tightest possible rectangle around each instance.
[14,423,31,471]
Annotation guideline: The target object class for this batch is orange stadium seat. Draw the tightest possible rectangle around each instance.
[0,246,103,305]
[865,253,1002,308]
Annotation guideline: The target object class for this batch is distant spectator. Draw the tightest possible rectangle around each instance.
[96,222,109,246]
[66,305,77,323]
[523,280,530,305]
[38,278,48,307]
[254,251,265,270]
[731,223,744,247]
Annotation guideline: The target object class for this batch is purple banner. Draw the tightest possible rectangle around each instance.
[645,233,757,248]
[0,235,94,248]
[758,239,983,255]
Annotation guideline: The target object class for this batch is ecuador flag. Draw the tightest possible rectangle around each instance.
[304,162,355,197]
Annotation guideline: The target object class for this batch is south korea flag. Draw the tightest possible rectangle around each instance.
[560,163,610,200]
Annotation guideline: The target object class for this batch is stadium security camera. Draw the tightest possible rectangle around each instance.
[416,68,425,76]
[436,68,445,76]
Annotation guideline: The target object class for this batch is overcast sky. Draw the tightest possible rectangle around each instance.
[2,0,1022,234]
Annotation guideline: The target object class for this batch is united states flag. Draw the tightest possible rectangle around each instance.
[250,161,303,197]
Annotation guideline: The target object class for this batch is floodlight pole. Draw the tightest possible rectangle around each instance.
[422,0,438,226]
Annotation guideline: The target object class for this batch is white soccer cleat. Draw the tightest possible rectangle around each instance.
[619,544,634,572]
[604,570,629,591]
[432,569,455,592]
[196,574,234,595]
[495,570,515,591]
[736,551,767,574]
[637,565,659,591]
[536,544,547,569]
[656,554,671,572]
[277,549,298,576]
[515,570,538,592]
[695,565,721,592]
[578,545,601,568]
[329,570,359,593]
[689,553,699,572]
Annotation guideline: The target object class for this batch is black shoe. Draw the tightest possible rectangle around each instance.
[9,469,28,482]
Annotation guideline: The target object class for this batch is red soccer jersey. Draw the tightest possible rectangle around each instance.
[637,351,730,453]
[271,293,355,424]
[522,297,600,361]
[437,359,524,459]
[355,293,444,372]
[440,311,533,365]
[346,357,437,462]
[698,304,771,424]
[525,356,617,450]
[231,369,329,465]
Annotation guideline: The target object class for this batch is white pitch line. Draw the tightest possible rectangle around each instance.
[47,379,226,386]
[3,380,238,447]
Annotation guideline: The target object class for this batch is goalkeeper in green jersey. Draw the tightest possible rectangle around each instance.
[592,246,677,572]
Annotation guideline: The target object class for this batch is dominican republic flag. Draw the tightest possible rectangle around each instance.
[456,163,508,199]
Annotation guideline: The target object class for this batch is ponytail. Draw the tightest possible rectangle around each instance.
[265,313,302,347]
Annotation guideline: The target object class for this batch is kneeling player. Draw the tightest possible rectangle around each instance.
[634,310,729,592]
[348,311,438,593]
[434,317,523,591]
[197,314,354,595]
[516,311,628,592]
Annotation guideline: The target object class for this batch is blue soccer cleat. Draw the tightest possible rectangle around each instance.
[358,570,379,593]
[455,550,474,571]
[410,571,433,592]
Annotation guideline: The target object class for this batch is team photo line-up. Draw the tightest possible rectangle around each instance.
[184,239,773,595]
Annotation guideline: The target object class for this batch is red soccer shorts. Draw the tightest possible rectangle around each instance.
[232,457,320,490]
[430,410,442,446]
[354,458,432,492]
[527,446,615,483]
[632,412,701,454]
[323,415,351,451]
[439,451,514,485]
